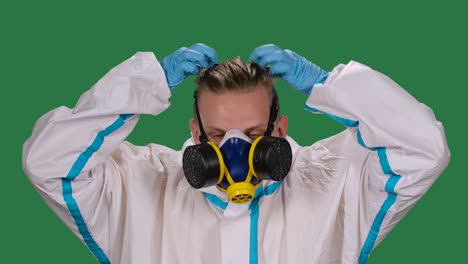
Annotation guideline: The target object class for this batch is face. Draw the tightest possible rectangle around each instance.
[190,85,288,145]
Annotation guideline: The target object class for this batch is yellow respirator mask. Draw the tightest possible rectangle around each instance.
[182,93,292,204]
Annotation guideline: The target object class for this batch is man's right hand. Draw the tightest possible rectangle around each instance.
[249,44,328,96]
[160,43,219,91]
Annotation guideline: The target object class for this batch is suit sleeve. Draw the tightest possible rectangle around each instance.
[304,61,450,262]
[22,52,171,262]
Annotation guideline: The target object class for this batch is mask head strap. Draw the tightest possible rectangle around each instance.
[194,91,209,144]
[264,92,278,136]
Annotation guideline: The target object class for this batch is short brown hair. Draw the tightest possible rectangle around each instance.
[194,57,279,117]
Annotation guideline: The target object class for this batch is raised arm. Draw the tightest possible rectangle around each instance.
[22,44,218,262]
[250,44,450,263]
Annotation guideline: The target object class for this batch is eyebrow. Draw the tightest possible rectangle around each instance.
[203,127,225,133]
[204,124,267,133]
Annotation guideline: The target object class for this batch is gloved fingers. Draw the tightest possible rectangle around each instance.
[258,50,291,67]
[249,44,283,62]
[269,62,292,76]
[177,48,210,68]
[177,61,200,75]
[189,43,219,65]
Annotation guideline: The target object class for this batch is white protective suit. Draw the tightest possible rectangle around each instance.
[22,52,450,264]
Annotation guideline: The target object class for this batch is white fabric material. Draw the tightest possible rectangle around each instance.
[22,52,450,264]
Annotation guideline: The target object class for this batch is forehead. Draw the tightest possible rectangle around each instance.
[197,86,272,131]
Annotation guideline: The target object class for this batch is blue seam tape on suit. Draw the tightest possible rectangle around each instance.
[357,137,401,264]
[203,182,281,264]
[305,105,401,264]
[204,181,282,264]
[204,193,228,211]
[62,114,133,264]
[249,181,282,264]
[304,105,359,127]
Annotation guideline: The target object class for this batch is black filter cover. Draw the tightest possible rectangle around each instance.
[252,137,292,181]
[182,144,222,189]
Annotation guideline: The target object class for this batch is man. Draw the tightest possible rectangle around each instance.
[22,43,450,264]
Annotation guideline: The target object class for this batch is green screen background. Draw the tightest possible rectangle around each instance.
[2,0,466,263]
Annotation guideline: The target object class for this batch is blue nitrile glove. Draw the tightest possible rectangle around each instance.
[160,43,219,90]
[249,44,328,96]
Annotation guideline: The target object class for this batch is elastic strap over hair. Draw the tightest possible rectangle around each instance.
[194,91,209,144]
[264,93,278,136]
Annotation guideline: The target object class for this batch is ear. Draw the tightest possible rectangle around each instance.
[274,115,289,138]
[189,118,200,144]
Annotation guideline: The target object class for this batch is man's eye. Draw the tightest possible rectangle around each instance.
[248,134,261,139]
[213,134,224,138]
